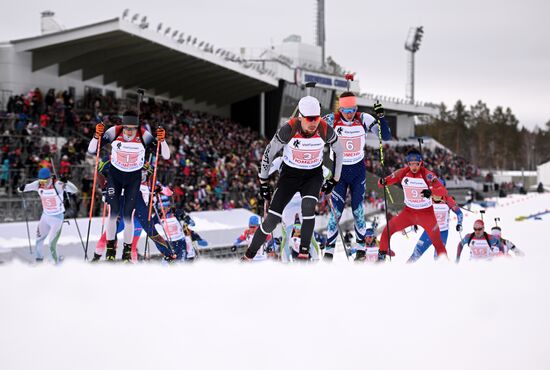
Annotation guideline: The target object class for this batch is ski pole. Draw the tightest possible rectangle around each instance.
[156,194,176,253]
[328,198,350,261]
[84,127,103,260]
[145,133,161,259]
[20,192,33,254]
[377,114,393,261]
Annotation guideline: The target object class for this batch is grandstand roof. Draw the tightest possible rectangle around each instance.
[11,18,279,106]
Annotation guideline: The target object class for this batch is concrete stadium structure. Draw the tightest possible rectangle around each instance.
[0,13,437,138]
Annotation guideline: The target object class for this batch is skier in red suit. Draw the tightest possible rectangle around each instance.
[377,148,448,260]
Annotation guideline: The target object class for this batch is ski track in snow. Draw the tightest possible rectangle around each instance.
[0,193,549,370]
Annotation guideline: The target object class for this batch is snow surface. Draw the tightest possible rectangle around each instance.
[1,193,549,370]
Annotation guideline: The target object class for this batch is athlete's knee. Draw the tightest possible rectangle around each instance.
[301,196,317,218]
[261,212,281,234]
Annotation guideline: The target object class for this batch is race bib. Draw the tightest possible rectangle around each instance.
[470,238,491,260]
[402,177,432,209]
[433,203,450,231]
[39,188,63,215]
[163,217,184,241]
[365,247,379,262]
[334,123,366,165]
[283,136,325,169]
[111,140,145,172]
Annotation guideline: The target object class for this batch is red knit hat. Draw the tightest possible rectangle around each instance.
[473,219,484,228]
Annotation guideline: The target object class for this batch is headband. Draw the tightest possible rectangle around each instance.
[406,153,422,163]
[122,115,138,126]
[339,96,357,108]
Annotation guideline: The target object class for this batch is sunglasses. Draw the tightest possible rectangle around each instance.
[123,126,138,131]
[340,107,357,115]
[303,116,320,123]
[474,227,484,231]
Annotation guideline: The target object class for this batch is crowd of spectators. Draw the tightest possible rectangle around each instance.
[365,144,480,181]
[1,88,481,219]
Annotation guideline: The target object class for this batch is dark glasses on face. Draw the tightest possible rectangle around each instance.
[474,227,483,231]
[340,107,357,115]
[303,116,320,122]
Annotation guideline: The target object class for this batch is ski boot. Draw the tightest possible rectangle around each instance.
[105,240,117,261]
[294,245,310,262]
[91,253,102,262]
[240,255,252,262]
[122,243,132,262]
[323,243,335,262]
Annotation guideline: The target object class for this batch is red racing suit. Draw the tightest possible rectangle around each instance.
[379,166,448,256]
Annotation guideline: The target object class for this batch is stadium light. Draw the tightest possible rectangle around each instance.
[177,32,185,43]
[131,13,139,23]
[157,22,163,32]
[164,27,171,36]
[187,35,192,43]
[198,41,204,48]
[404,26,424,103]
[192,38,197,45]
[172,30,178,38]
[122,9,129,20]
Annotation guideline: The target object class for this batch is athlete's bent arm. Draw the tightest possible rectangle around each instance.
[259,124,292,180]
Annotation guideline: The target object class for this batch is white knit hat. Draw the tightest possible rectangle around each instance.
[298,96,321,117]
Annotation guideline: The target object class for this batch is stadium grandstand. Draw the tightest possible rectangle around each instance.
[0,10,484,227]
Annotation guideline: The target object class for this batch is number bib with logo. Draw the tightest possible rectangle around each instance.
[111,140,146,172]
[160,216,185,241]
[39,187,64,216]
[334,122,366,165]
[469,238,492,260]
[402,176,432,209]
[365,246,380,262]
[433,203,450,231]
[283,134,325,170]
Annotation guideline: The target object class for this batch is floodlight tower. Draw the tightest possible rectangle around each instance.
[316,0,326,66]
[404,26,424,103]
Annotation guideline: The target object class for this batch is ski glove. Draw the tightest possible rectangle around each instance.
[156,128,166,142]
[259,181,272,201]
[373,101,385,118]
[421,189,432,198]
[94,123,105,139]
[378,177,387,188]
[322,178,338,195]
[456,224,463,232]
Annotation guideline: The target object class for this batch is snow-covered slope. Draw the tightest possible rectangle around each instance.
[0,193,549,370]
